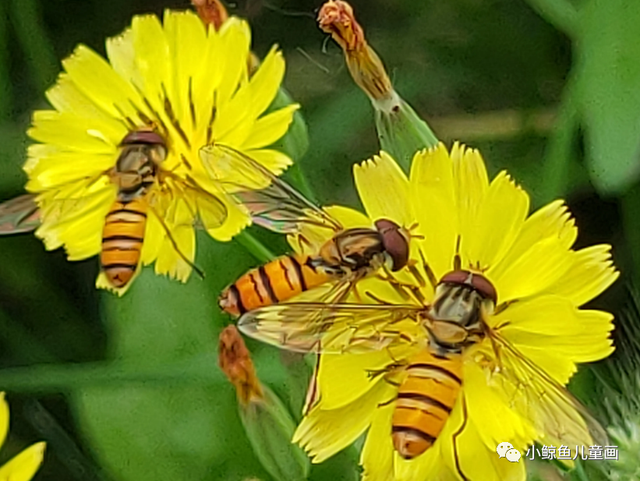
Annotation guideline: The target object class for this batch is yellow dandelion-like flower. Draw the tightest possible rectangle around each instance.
[0,394,45,480]
[24,9,299,294]
[254,144,617,481]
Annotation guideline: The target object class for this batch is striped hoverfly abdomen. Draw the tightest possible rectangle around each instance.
[100,129,166,288]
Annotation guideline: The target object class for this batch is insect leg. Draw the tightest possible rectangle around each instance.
[452,394,471,481]
[418,249,438,289]
[147,204,206,279]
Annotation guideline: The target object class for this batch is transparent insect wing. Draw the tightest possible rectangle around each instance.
[0,194,41,234]
[484,328,609,449]
[199,143,342,235]
[38,176,116,225]
[238,302,424,354]
[159,176,228,231]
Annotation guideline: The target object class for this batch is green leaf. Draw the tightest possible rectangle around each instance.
[72,236,274,481]
[576,0,640,194]
[270,88,309,162]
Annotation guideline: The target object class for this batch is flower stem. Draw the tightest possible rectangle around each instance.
[539,74,578,202]
[235,230,276,263]
[288,162,317,203]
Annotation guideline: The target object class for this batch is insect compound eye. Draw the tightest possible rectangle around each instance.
[439,270,498,303]
[374,218,409,271]
[120,129,166,148]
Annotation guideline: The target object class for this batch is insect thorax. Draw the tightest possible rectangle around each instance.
[330,228,387,270]
[425,283,489,353]
[113,145,163,202]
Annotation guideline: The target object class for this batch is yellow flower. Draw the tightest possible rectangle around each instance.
[0,394,45,480]
[24,9,298,294]
[292,144,618,481]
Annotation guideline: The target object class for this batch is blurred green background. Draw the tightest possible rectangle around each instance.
[0,0,638,480]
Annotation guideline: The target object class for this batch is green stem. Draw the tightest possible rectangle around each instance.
[10,0,58,93]
[288,162,317,204]
[525,0,579,39]
[235,230,276,263]
[0,351,290,393]
[0,354,223,393]
[539,74,579,203]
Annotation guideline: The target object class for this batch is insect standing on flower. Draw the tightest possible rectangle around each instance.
[201,143,413,317]
[235,251,608,469]
[99,129,168,287]
[37,127,227,291]
[100,127,229,288]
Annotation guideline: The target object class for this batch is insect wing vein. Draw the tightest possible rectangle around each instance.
[486,328,608,448]
[238,303,422,354]
[200,143,342,235]
[0,194,41,234]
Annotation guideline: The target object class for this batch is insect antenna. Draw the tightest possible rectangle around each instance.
[418,249,438,289]
[453,235,462,271]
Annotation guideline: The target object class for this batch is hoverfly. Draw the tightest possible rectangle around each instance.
[199,143,414,316]
[235,256,608,470]
[31,127,227,290]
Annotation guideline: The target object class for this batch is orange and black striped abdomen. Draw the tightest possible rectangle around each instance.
[220,254,334,317]
[100,198,147,288]
[392,350,463,459]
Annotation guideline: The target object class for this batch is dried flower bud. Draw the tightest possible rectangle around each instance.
[192,0,229,30]
[318,0,393,102]
[218,327,310,480]
[218,325,263,405]
[318,0,438,171]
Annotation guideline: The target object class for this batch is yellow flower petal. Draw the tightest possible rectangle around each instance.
[493,200,577,271]
[162,11,209,132]
[61,45,146,121]
[488,237,575,303]
[410,145,459,280]
[241,104,300,151]
[542,245,619,306]
[450,417,525,481]
[0,394,8,448]
[294,379,393,463]
[27,111,121,153]
[452,143,488,255]
[153,199,196,282]
[25,146,115,191]
[355,151,413,227]
[318,351,396,409]
[129,15,172,116]
[361,403,395,481]
[216,18,251,107]
[246,46,286,120]
[465,362,537,449]
[0,442,46,481]
[462,171,529,270]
